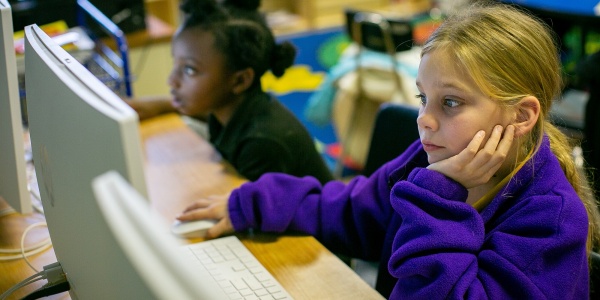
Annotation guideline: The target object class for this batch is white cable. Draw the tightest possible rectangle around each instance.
[0,262,66,300]
[0,205,50,260]
[1,275,43,299]
[0,207,16,217]
[0,244,52,262]
[0,237,51,254]
[22,222,50,272]
[0,222,52,270]
[0,271,44,300]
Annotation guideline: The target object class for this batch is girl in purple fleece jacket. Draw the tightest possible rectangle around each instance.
[177,3,600,299]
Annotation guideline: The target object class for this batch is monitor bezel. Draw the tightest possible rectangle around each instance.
[0,0,31,214]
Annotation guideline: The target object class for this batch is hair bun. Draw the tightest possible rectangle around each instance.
[270,41,297,77]
[223,0,260,11]
[180,0,219,16]
[180,0,228,25]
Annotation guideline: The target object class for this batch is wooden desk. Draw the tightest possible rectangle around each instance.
[0,114,383,300]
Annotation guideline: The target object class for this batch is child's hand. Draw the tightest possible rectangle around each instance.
[125,97,174,120]
[176,193,235,239]
[427,125,515,189]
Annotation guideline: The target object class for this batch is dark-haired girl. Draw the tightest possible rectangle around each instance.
[128,0,333,183]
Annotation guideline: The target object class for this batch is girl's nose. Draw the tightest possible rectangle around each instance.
[416,106,437,131]
[167,70,179,88]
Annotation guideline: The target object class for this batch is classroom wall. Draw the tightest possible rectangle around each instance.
[129,41,172,97]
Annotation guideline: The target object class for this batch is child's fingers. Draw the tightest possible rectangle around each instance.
[483,125,504,152]
[478,125,514,169]
[181,199,211,213]
[494,125,515,157]
[470,130,486,153]
[457,130,486,163]
[469,125,503,168]
[205,218,234,239]
[429,125,514,189]
[176,208,208,221]
[177,200,217,221]
[427,130,485,175]
[177,195,230,227]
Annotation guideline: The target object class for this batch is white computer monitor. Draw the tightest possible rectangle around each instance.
[92,170,227,299]
[0,0,31,214]
[25,24,149,298]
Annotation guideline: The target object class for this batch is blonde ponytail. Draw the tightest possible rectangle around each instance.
[545,122,600,252]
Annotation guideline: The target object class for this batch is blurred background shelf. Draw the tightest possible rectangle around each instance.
[261,0,432,35]
[144,0,179,30]
[141,0,432,36]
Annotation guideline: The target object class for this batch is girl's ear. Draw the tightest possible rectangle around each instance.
[513,96,540,137]
[231,68,255,95]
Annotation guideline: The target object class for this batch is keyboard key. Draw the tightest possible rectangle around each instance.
[181,236,293,300]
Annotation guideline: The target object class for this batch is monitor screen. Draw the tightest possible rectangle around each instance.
[0,0,31,214]
[92,171,227,299]
[24,23,148,298]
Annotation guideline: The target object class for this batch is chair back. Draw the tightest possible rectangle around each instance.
[344,8,413,54]
[591,251,600,299]
[362,103,420,176]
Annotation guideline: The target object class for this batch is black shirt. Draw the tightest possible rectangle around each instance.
[208,90,333,184]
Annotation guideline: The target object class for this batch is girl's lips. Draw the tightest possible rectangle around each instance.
[171,97,183,109]
[422,143,443,152]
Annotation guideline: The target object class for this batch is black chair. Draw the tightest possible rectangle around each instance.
[344,8,414,54]
[574,51,600,202]
[349,102,419,294]
[362,103,420,176]
[591,251,600,299]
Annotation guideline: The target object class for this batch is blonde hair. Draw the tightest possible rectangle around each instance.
[421,3,600,253]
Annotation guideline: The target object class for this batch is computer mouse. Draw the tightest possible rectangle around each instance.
[171,219,217,238]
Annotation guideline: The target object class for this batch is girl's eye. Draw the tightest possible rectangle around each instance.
[444,98,460,108]
[415,94,426,105]
[183,66,197,76]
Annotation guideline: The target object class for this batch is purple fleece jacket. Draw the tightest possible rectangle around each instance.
[228,137,589,299]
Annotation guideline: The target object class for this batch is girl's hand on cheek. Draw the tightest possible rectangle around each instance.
[427,125,515,189]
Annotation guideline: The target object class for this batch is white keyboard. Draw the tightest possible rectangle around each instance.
[180,236,293,300]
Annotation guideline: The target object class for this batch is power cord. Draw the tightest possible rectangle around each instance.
[0,207,16,218]
[0,222,52,267]
[21,281,70,300]
[0,186,50,264]
[0,272,44,300]
[0,262,68,300]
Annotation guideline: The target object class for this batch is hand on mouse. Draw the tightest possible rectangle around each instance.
[427,124,515,189]
[177,193,234,239]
